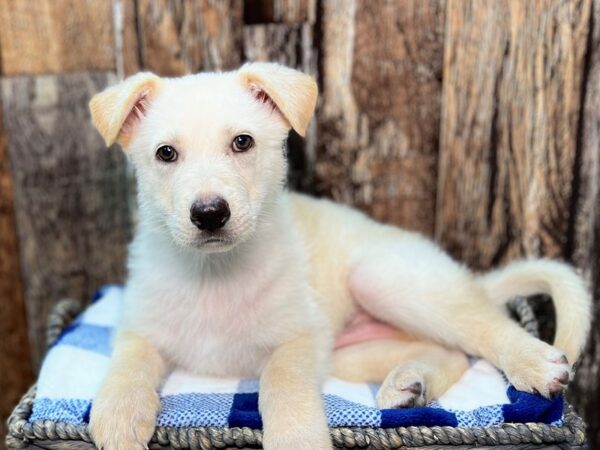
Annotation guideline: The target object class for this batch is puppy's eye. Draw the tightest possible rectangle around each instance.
[232,134,254,152]
[156,145,178,162]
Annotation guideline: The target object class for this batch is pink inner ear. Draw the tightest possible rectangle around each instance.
[121,92,151,137]
[249,84,278,113]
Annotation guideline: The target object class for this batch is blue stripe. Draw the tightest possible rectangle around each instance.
[54,323,113,356]
[381,406,458,428]
[30,398,90,424]
[158,393,234,427]
[227,393,386,429]
[325,395,381,427]
[31,393,236,427]
[502,386,563,424]
[30,389,564,429]
[228,393,262,428]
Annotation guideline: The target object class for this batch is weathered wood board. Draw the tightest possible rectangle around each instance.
[569,0,600,439]
[436,0,592,267]
[1,73,132,367]
[314,0,445,236]
[0,0,115,75]
[136,0,243,76]
[243,23,315,73]
[115,0,142,77]
[0,97,33,444]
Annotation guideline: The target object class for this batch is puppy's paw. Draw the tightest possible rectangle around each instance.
[376,368,426,409]
[89,380,160,450]
[262,423,332,450]
[502,340,572,398]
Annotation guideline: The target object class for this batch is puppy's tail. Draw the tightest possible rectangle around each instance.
[477,259,592,364]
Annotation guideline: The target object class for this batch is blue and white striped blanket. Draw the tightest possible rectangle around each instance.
[31,286,564,429]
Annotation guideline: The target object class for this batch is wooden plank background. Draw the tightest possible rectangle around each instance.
[0,0,598,447]
[0,95,32,444]
[437,0,591,265]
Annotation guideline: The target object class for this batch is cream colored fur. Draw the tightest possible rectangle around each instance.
[88,63,592,450]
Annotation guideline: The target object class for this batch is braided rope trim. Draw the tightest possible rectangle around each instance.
[6,298,587,449]
[46,298,81,348]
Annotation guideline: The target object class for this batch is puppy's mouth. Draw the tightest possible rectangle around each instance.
[202,237,228,245]
[195,233,237,251]
[202,237,226,244]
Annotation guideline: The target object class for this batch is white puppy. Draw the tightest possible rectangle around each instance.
[88,63,592,450]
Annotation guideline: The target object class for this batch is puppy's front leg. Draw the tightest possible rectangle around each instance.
[90,331,166,450]
[260,332,332,450]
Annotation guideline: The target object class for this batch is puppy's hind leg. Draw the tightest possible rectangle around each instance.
[332,339,468,408]
[376,344,469,409]
[348,232,572,398]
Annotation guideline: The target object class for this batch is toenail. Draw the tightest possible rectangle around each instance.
[553,355,569,365]
[549,382,565,395]
[401,382,423,395]
[555,372,569,384]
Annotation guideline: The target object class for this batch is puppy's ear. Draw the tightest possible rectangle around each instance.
[89,72,162,147]
[238,63,318,136]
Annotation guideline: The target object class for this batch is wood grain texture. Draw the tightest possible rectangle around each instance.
[0,0,115,75]
[1,72,133,367]
[0,96,33,447]
[243,23,315,72]
[137,0,243,76]
[569,0,600,447]
[314,0,444,236]
[116,0,142,77]
[436,0,592,267]
[243,22,317,190]
[244,0,315,24]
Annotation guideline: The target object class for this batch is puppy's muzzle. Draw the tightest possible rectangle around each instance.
[190,197,231,231]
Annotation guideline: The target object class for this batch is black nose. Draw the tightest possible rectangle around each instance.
[190,197,230,231]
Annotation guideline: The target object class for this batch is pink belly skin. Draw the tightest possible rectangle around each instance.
[334,308,403,350]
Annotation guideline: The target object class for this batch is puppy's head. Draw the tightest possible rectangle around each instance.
[89,63,317,252]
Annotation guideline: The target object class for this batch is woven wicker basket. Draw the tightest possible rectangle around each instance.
[6,298,588,450]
